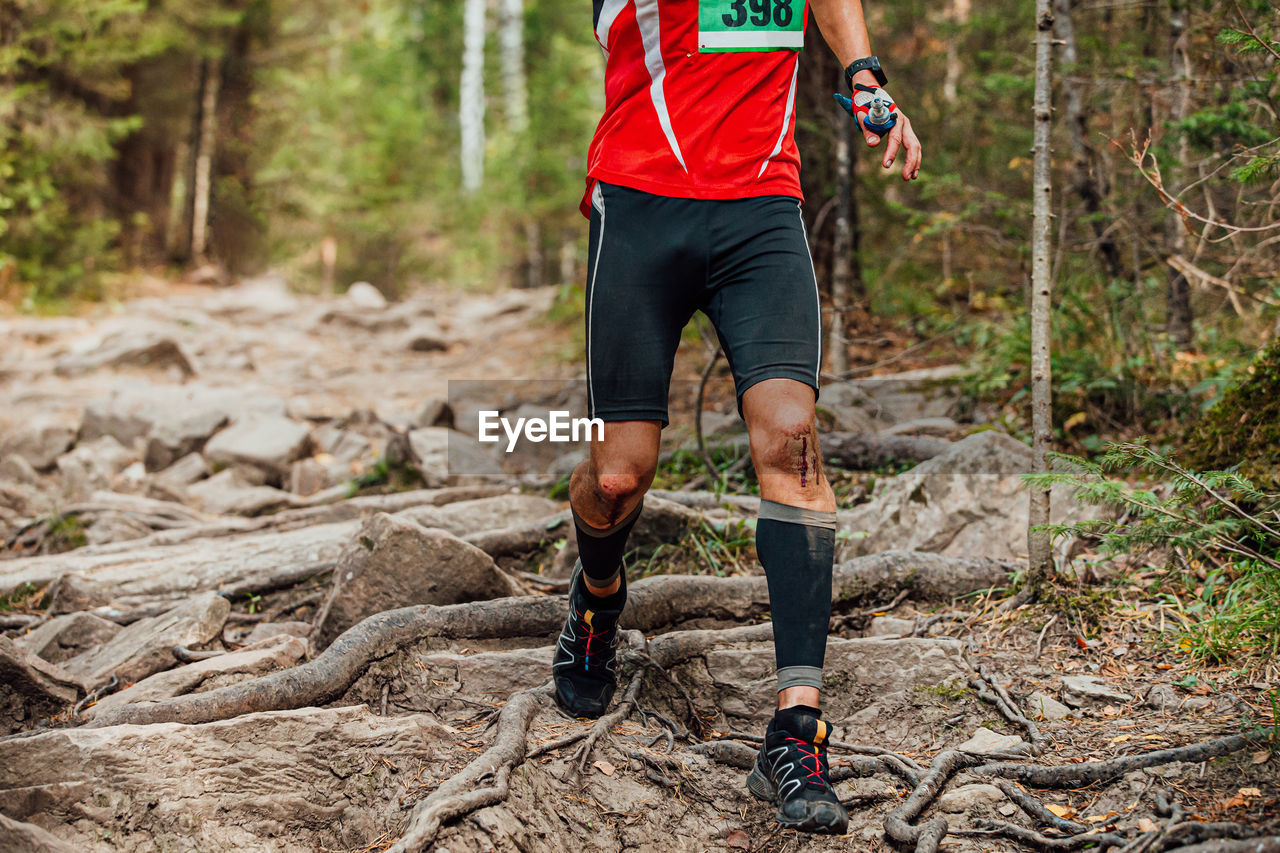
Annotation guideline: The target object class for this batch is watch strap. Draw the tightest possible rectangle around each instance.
[844,56,888,89]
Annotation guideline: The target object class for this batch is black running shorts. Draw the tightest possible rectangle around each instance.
[585,181,821,426]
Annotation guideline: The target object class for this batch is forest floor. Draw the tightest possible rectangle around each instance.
[0,277,1276,853]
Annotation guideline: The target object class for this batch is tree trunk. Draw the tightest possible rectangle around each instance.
[1053,0,1125,281]
[460,0,487,194]
[1028,0,1056,583]
[499,0,527,134]
[1165,0,1194,351]
[828,115,854,379]
[943,0,970,104]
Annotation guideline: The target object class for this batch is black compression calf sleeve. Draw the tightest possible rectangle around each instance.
[755,499,836,693]
[571,498,644,585]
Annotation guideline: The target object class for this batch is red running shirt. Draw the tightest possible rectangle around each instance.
[581,0,808,216]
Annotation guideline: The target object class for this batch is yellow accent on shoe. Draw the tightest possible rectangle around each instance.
[584,610,594,629]
[814,720,827,745]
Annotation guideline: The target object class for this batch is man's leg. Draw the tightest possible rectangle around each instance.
[742,378,836,712]
[739,378,847,834]
[551,421,659,718]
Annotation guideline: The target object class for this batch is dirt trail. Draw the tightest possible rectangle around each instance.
[0,279,1275,853]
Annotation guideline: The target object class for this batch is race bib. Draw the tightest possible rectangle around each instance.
[698,0,805,52]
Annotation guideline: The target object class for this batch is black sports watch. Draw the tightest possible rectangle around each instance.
[844,56,888,90]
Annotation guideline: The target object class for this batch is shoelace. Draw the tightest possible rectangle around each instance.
[786,737,828,785]
[576,608,610,672]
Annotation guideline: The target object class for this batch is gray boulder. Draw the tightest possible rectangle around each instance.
[81,384,287,470]
[0,636,83,736]
[1060,675,1133,707]
[313,513,519,648]
[83,635,306,721]
[0,419,76,471]
[838,431,1095,561]
[54,436,136,500]
[61,592,230,687]
[186,469,296,516]
[203,415,311,481]
[407,427,506,486]
[55,332,195,378]
[16,612,122,665]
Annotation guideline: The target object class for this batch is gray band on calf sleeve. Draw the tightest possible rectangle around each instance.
[758,498,837,530]
[776,665,824,692]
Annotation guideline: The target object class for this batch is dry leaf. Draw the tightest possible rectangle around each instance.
[593,760,616,776]
[1137,818,1159,833]
[1110,734,1131,743]
[1240,787,1262,797]
[1251,751,1271,765]
[1045,804,1075,819]
[727,829,751,850]
[1224,793,1247,810]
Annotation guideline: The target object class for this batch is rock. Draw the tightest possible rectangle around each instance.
[81,384,287,470]
[1025,690,1072,721]
[203,415,311,481]
[0,419,76,471]
[61,592,230,687]
[883,417,961,437]
[838,431,1098,561]
[289,458,331,496]
[313,513,519,648]
[0,636,83,735]
[1144,684,1180,711]
[0,705,455,852]
[1,519,361,610]
[956,727,1026,755]
[0,813,86,853]
[16,612,121,665]
[243,620,313,644]
[407,427,506,486]
[186,469,297,516]
[938,783,1005,813]
[152,452,210,492]
[404,320,450,352]
[866,616,916,637]
[1060,675,1133,706]
[815,402,879,434]
[0,453,42,486]
[1182,696,1212,712]
[54,436,136,500]
[413,397,454,430]
[344,281,387,309]
[55,333,195,378]
[395,494,564,537]
[83,636,306,721]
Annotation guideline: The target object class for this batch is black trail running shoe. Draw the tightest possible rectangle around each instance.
[745,706,850,834]
[551,561,625,718]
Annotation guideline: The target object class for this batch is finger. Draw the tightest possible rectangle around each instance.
[898,117,922,180]
[882,122,903,169]
[859,115,881,148]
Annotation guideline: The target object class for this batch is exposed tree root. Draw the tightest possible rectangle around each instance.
[85,553,1004,729]
[957,821,1126,850]
[884,750,983,853]
[991,778,1089,835]
[387,681,551,853]
[968,663,1046,753]
[973,728,1278,787]
[1161,839,1280,853]
[463,513,568,561]
[820,431,951,469]
[215,561,335,600]
[570,660,646,776]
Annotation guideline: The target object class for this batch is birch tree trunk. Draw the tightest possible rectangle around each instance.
[1165,0,1194,351]
[943,0,970,104]
[499,0,527,134]
[1028,0,1056,583]
[460,0,487,194]
[192,58,221,262]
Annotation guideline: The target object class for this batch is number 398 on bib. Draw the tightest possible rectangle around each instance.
[698,0,806,52]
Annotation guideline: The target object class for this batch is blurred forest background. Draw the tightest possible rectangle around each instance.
[0,0,1277,453]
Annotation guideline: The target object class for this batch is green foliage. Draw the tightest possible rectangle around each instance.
[1026,442,1280,660]
[637,516,757,579]
[1185,338,1280,489]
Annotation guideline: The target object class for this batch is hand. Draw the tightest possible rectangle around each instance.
[834,91,923,181]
